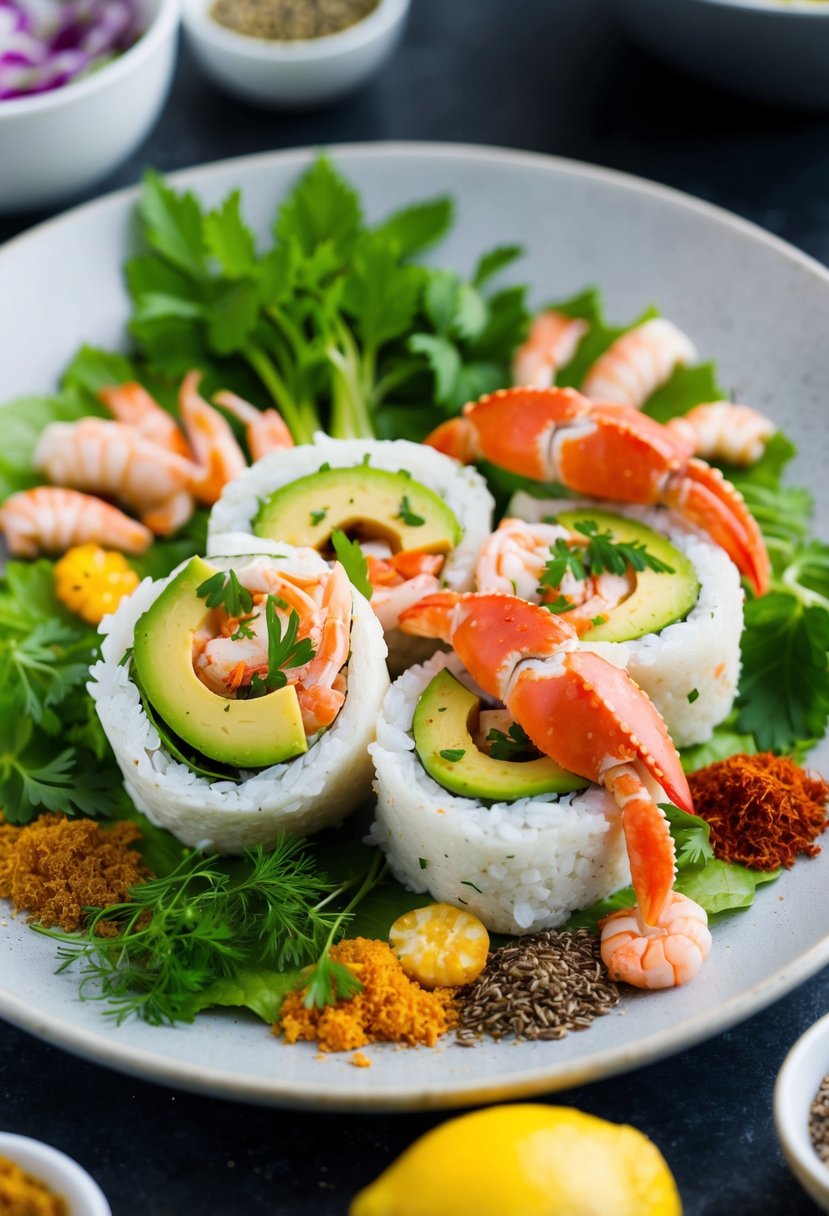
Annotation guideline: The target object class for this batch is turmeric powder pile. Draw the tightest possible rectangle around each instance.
[688,752,829,870]
[277,937,457,1053]
[0,812,148,932]
[0,1154,68,1216]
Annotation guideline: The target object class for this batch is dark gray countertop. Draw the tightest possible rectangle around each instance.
[2,2,829,1212]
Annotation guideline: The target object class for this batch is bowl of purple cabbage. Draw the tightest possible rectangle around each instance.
[0,0,178,211]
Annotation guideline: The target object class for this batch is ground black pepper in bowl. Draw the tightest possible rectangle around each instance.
[456,928,620,1046]
[810,1074,829,1165]
[209,0,380,40]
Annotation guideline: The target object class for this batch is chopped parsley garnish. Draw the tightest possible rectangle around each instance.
[573,520,675,577]
[245,601,316,698]
[543,595,575,614]
[310,508,328,526]
[418,858,428,870]
[591,615,607,627]
[331,529,372,600]
[688,688,700,704]
[460,880,482,893]
[439,748,465,762]
[397,495,426,527]
[318,462,331,472]
[196,569,253,618]
[537,520,673,599]
[230,618,256,641]
[486,722,533,761]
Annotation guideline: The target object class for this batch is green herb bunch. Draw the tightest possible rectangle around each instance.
[0,561,128,823]
[101,155,529,446]
[44,839,365,1025]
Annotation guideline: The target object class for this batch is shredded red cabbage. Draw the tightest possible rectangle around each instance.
[0,0,142,101]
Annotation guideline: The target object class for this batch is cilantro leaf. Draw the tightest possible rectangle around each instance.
[736,591,829,752]
[248,602,316,698]
[301,955,364,1010]
[373,197,453,259]
[274,155,362,260]
[486,722,532,761]
[574,520,675,576]
[397,495,426,527]
[439,748,465,762]
[473,244,523,288]
[139,170,206,279]
[203,190,257,278]
[331,530,373,600]
[196,569,254,618]
[538,538,586,591]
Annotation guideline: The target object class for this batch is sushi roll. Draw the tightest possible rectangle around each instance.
[368,651,631,936]
[498,493,744,748]
[90,545,389,853]
[206,435,495,672]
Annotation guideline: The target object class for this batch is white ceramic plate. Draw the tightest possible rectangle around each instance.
[1,143,828,1112]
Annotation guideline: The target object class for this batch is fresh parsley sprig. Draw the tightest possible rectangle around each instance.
[331,529,372,600]
[247,601,316,698]
[537,521,673,600]
[196,569,254,618]
[573,520,675,577]
[486,722,533,761]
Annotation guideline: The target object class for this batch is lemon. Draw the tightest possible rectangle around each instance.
[349,1104,682,1216]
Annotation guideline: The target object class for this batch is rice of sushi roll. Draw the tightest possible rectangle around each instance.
[90,544,389,853]
[368,651,631,936]
[206,435,494,672]
[507,492,744,748]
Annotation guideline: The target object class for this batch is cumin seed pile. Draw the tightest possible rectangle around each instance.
[456,928,619,1045]
[210,0,378,40]
[810,1074,829,1164]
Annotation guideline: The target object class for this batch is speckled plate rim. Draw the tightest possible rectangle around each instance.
[1,141,829,1112]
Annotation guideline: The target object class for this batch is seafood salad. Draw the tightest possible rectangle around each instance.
[0,155,827,1068]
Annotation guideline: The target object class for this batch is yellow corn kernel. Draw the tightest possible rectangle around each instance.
[389,902,490,989]
[54,543,140,625]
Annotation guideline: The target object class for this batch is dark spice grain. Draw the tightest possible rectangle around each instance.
[810,1073,829,1165]
[210,0,380,41]
[456,927,619,1045]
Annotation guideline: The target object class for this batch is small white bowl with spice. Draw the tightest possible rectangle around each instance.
[181,0,410,108]
[775,1010,829,1212]
[0,1132,111,1215]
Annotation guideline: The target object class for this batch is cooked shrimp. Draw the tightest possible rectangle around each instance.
[512,310,589,388]
[213,390,294,462]
[666,401,775,466]
[475,518,633,634]
[179,372,248,505]
[98,381,191,457]
[581,318,697,408]
[194,563,352,735]
[34,418,198,536]
[600,890,712,990]
[0,487,152,556]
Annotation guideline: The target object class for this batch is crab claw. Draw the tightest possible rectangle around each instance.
[399,592,689,925]
[425,387,770,595]
[663,458,769,596]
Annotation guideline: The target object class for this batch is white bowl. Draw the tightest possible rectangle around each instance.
[0,1132,111,1216]
[607,0,829,109]
[0,0,179,214]
[181,0,409,108]
[774,1010,829,1212]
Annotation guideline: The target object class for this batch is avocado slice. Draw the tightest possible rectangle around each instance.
[412,669,588,801]
[132,556,308,769]
[253,466,462,555]
[555,509,699,643]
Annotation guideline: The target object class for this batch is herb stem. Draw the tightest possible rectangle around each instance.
[243,345,315,444]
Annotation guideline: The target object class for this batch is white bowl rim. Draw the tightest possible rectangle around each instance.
[679,0,829,16]
[0,1132,111,1215]
[774,1010,829,1202]
[0,0,180,122]
[182,0,409,61]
